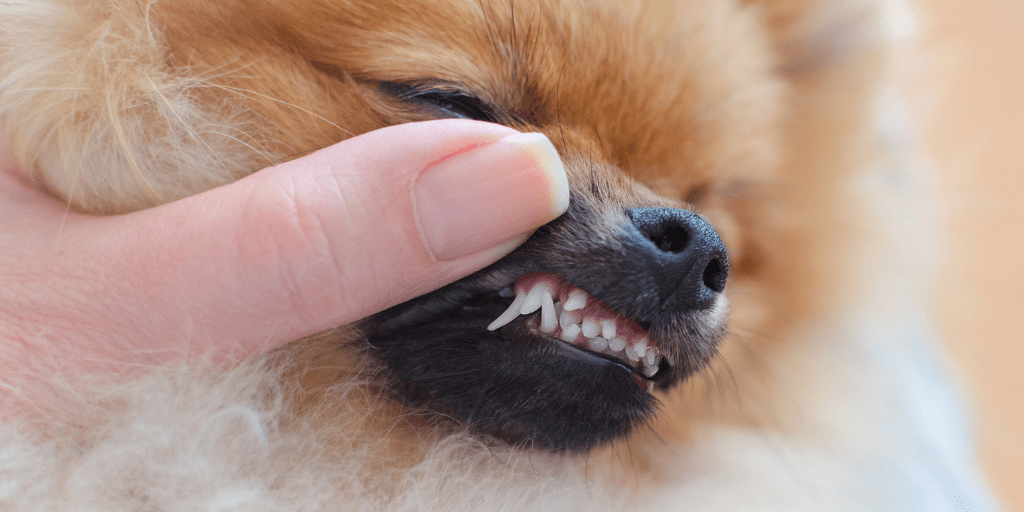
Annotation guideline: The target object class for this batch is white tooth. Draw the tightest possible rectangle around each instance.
[624,345,638,362]
[634,338,648,358]
[560,323,581,343]
[600,320,616,339]
[643,349,658,366]
[563,289,588,311]
[588,336,608,351]
[608,336,626,352]
[487,293,527,331]
[643,364,658,377]
[520,283,552,315]
[581,317,601,338]
[539,292,558,333]
[559,309,580,329]
[498,287,515,298]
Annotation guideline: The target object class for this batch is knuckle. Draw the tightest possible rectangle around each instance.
[237,173,348,319]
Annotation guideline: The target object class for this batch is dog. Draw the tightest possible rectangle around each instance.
[0,0,1000,509]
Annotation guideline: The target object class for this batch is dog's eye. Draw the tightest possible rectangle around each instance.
[382,83,497,123]
[413,90,495,122]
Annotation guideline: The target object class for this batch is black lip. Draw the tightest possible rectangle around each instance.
[501,312,664,384]
[369,268,524,337]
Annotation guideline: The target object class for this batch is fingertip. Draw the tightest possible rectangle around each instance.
[413,131,568,262]
[498,132,570,218]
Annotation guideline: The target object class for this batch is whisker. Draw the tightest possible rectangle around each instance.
[208,83,354,137]
[145,75,237,175]
[201,131,277,167]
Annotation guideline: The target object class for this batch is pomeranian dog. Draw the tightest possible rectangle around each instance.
[0,0,1000,509]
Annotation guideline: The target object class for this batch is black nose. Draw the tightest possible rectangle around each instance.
[624,207,729,310]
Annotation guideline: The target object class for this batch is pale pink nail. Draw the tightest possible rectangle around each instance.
[413,132,569,261]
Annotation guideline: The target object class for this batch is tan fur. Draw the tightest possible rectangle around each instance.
[0,0,999,509]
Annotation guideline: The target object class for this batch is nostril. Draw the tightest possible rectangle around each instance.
[702,257,726,293]
[625,207,730,308]
[649,224,690,254]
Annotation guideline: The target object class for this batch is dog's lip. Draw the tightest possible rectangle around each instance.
[509,327,666,384]
[543,331,652,390]
[509,319,661,389]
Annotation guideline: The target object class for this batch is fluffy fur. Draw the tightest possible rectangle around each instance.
[0,0,1000,509]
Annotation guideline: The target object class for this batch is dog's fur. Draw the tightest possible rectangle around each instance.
[0,0,1000,509]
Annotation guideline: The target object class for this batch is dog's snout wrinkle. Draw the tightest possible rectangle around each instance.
[625,207,729,311]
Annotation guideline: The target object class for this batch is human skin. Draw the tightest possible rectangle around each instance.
[0,119,568,417]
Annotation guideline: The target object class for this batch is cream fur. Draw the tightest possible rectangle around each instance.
[0,0,271,213]
[0,363,614,511]
[0,0,1002,510]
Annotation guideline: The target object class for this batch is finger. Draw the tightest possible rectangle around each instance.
[0,133,82,249]
[83,120,568,359]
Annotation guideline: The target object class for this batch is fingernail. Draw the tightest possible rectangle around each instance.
[413,132,569,261]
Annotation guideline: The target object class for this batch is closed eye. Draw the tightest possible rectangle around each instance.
[381,82,498,123]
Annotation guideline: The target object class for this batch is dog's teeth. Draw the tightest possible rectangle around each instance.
[560,323,581,343]
[600,320,616,339]
[581,317,600,338]
[643,348,658,366]
[487,293,526,331]
[495,275,660,378]
[559,309,580,329]
[520,283,551,315]
[563,289,587,311]
[608,336,626,352]
[634,337,648,358]
[643,363,658,378]
[624,345,638,362]
[539,292,558,333]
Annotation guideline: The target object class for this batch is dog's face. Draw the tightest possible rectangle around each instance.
[320,0,783,451]
[22,0,801,451]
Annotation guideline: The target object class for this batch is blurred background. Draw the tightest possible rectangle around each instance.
[907,0,1023,509]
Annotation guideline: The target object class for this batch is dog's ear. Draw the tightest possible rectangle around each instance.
[744,0,887,76]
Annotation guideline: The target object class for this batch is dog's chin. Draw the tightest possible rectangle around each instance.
[364,260,728,452]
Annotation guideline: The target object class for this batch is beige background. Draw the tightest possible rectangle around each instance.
[910,0,1023,509]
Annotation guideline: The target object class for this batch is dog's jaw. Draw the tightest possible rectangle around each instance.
[364,192,730,452]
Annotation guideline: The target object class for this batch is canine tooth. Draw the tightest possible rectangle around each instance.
[624,345,638,362]
[520,284,551,315]
[563,289,587,311]
[643,349,658,366]
[560,324,581,343]
[487,293,526,331]
[588,336,608,351]
[559,310,580,329]
[608,336,626,352]
[600,320,616,339]
[498,287,515,298]
[581,317,600,338]
[539,293,558,333]
[643,363,658,378]
[634,338,648,358]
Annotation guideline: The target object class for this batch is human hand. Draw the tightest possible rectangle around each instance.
[0,120,568,403]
